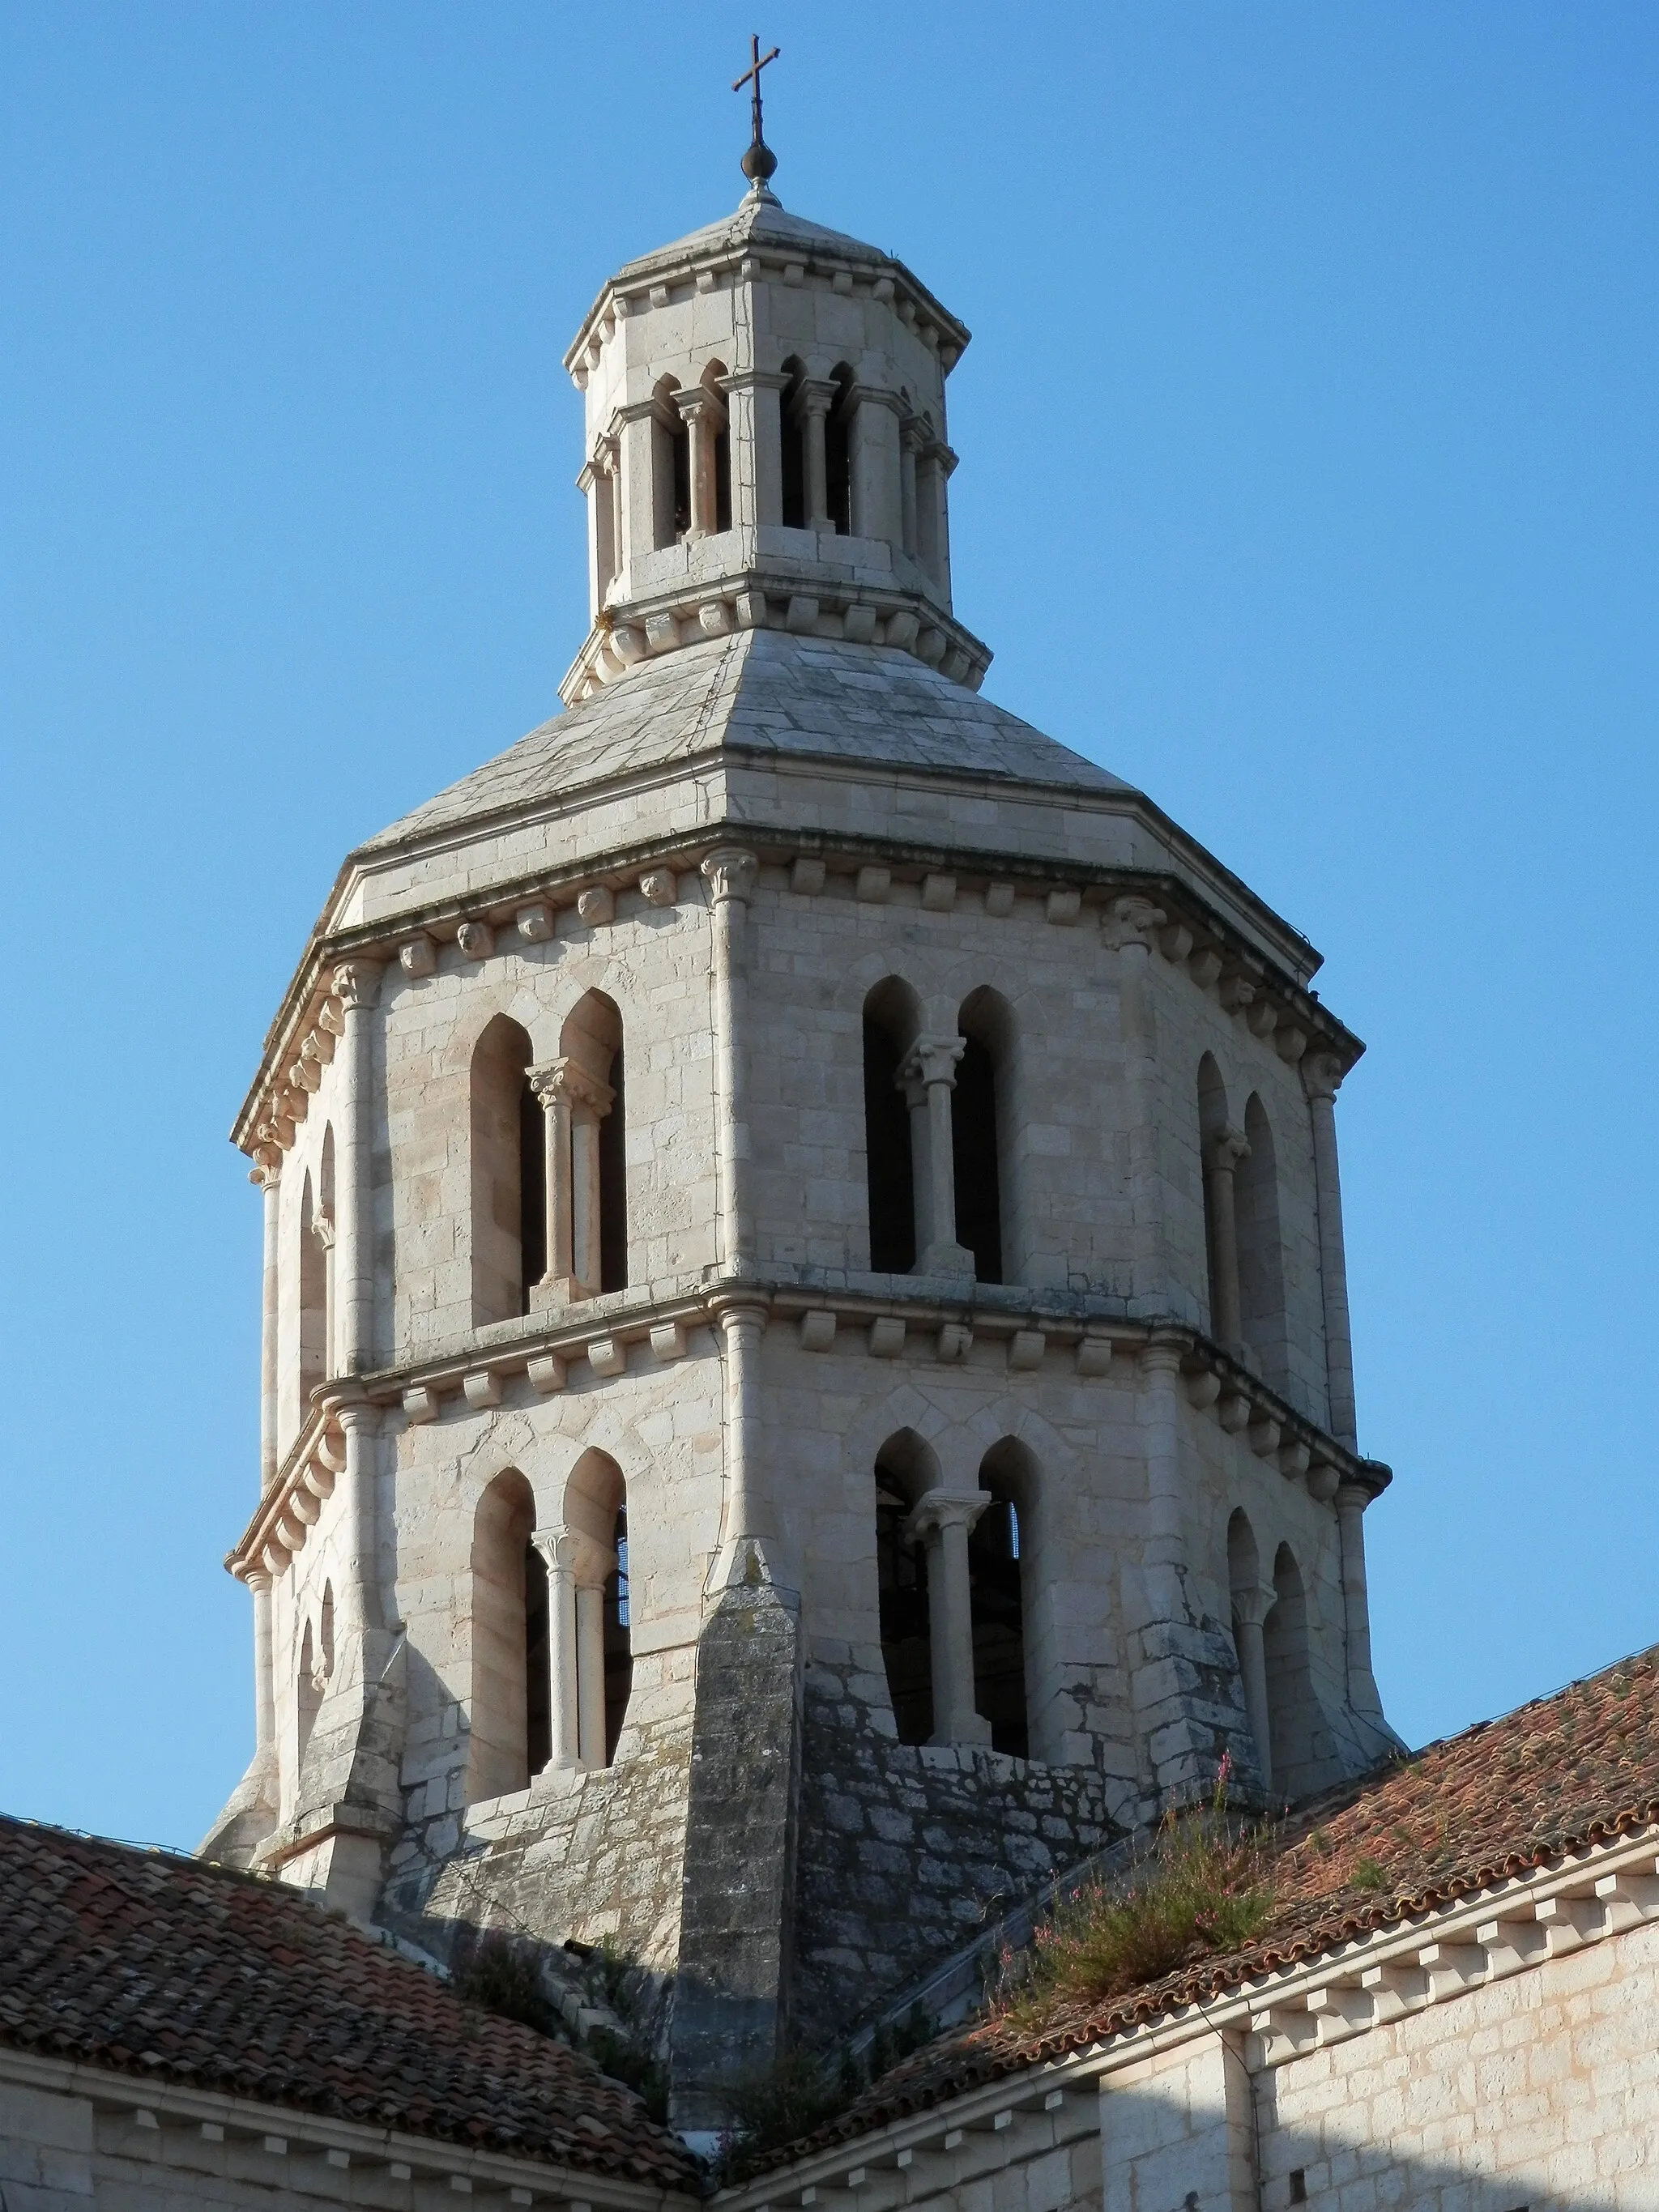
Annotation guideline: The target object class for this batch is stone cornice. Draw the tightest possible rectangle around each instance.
[563,229,970,391]
[565,571,991,704]
[226,1275,1387,1583]
[232,825,1357,1161]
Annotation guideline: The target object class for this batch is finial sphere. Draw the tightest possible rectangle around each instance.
[741,137,778,185]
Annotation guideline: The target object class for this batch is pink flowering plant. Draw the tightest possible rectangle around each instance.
[992,1753,1275,2033]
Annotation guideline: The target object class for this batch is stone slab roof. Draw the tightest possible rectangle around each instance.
[776,1642,1659,2162]
[0,1814,695,2184]
[361,631,1132,859]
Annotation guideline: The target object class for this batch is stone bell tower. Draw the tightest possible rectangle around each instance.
[204,122,1399,2134]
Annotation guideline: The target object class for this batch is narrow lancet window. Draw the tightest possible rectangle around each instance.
[863,978,919,1272]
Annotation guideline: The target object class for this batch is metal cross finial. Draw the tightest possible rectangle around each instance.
[733,34,781,196]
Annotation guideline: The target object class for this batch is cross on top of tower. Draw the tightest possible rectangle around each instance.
[733,33,781,198]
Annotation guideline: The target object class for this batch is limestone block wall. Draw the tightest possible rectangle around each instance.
[1256,1918,1659,2212]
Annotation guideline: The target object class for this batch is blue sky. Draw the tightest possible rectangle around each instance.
[2,2,1655,1851]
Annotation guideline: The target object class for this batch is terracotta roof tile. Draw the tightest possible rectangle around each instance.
[0,1816,695,2185]
[780,1643,1659,2161]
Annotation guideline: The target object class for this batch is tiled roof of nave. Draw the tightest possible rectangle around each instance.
[0,1814,696,2184]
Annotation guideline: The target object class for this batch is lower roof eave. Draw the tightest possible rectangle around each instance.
[714,1817,1659,2206]
[0,2043,694,2206]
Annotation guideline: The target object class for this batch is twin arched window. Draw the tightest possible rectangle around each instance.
[1198,1057,1287,1383]
[469,997,626,1328]
[652,367,731,548]
[1227,1511,1328,1801]
[863,980,1011,1282]
[468,1458,633,1803]
[874,1431,1033,1759]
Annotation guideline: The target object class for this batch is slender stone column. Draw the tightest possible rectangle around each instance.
[906,1489,992,1747]
[898,1060,936,1259]
[1202,1124,1250,1349]
[531,1528,580,1770]
[899,418,923,557]
[1140,1341,1187,1579]
[333,1398,385,1645]
[565,1532,617,1767]
[331,960,383,1377]
[898,1034,971,1276]
[248,1567,275,1751]
[527,1059,573,1298]
[1231,1583,1274,1792]
[676,387,725,539]
[1303,1054,1358,1446]
[701,849,759,1270]
[796,383,834,530]
[711,1296,772,1580]
[1335,1481,1384,1719]
[527,1059,613,1303]
[1104,898,1167,1314]
[254,1153,282,1489]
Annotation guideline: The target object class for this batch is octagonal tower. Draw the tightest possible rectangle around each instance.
[205,168,1399,2133]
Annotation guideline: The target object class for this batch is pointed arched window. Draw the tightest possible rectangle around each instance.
[971,1439,1034,1758]
[469,1016,541,1327]
[872,1430,936,1745]
[953,987,1012,1285]
[1238,1093,1288,1387]
[862,978,919,1272]
[467,1469,542,1803]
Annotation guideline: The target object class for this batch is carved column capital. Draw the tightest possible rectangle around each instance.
[331,958,384,1012]
[904,1486,992,1543]
[1231,1580,1276,1632]
[701,846,760,906]
[898,1034,966,1091]
[1101,895,1167,950]
[1205,1124,1251,1174]
[791,378,837,423]
[674,384,727,428]
[527,1056,615,1119]
[1302,1051,1346,1106]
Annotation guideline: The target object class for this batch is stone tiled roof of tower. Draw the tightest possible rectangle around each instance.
[0,1814,695,2184]
[359,630,1132,859]
[763,1643,1659,2164]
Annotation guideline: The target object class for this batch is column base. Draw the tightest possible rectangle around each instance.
[932,1714,994,1750]
[914,1240,975,1279]
[529,1275,588,1311]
